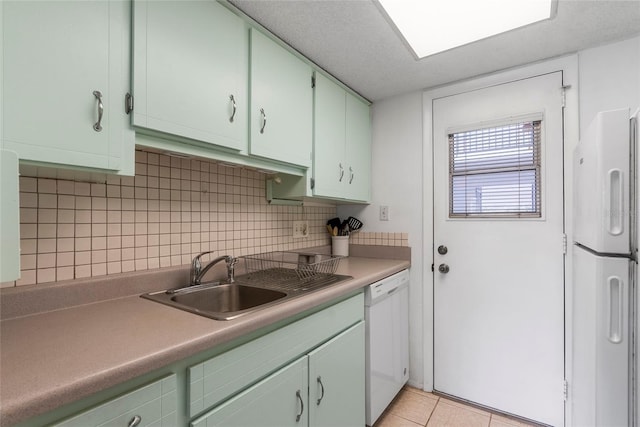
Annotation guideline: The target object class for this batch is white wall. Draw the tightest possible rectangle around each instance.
[337,92,425,387]
[578,36,640,135]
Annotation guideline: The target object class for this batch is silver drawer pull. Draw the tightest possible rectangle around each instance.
[316,376,325,405]
[339,163,344,182]
[349,166,354,184]
[229,94,237,123]
[260,108,267,134]
[296,390,304,422]
[127,415,142,427]
[93,90,103,132]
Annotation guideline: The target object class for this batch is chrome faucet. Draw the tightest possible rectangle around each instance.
[190,251,238,286]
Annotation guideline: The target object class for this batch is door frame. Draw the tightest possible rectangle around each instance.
[421,55,579,426]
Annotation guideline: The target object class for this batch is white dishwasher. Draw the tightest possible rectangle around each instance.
[365,269,410,426]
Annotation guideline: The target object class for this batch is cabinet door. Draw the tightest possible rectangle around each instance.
[313,73,346,199]
[308,322,365,427]
[191,356,308,427]
[250,29,312,167]
[345,94,372,202]
[132,0,247,151]
[2,0,133,172]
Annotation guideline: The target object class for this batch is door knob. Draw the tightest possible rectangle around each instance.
[438,264,450,274]
[437,245,448,255]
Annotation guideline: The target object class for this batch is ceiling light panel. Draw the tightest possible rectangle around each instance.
[378,0,555,59]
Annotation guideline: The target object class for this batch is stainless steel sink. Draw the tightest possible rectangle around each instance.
[141,271,353,320]
[142,283,287,320]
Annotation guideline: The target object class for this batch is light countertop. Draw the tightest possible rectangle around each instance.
[0,254,409,426]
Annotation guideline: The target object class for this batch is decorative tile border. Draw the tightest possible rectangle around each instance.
[349,231,409,247]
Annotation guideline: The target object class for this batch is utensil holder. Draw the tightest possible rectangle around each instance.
[331,236,349,257]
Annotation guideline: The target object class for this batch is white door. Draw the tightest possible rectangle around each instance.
[433,72,565,426]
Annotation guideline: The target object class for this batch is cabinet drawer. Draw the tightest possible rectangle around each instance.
[52,374,177,427]
[188,293,363,417]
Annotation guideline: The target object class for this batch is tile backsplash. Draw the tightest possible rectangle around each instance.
[2,150,408,288]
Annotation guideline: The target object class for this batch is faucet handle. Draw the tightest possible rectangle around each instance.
[226,256,238,283]
[191,250,215,286]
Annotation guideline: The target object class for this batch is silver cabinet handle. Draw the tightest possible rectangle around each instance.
[295,390,304,422]
[93,90,103,132]
[316,376,325,405]
[339,163,344,182]
[438,264,450,274]
[260,108,267,134]
[229,94,237,123]
[127,415,142,427]
[349,166,354,184]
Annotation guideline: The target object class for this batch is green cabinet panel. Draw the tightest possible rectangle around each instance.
[344,93,372,202]
[250,29,312,167]
[313,73,371,202]
[187,293,364,417]
[132,0,247,152]
[308,322,366,427]
[0,150,20,282]
[191,356,308,427]
[313,73,346,198]
[52,374,177,427]
[1,0,134,174]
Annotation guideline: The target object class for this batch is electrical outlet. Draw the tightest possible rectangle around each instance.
[380,205,390,221]
[293,220,309,238]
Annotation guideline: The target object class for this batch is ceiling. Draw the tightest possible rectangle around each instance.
[229,0,640,102]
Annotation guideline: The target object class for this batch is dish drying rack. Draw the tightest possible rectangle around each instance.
[240,251,343,281]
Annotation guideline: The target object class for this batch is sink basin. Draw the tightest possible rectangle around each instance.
[141,272,353,320]
[142,283,287,320]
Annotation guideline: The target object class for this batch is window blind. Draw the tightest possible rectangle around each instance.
[449,120,542,218]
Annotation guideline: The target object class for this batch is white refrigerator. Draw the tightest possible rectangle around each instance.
[573,108,638,426]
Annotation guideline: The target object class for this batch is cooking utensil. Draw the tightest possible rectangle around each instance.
[332,226,338,236]
[327,217,341,229]
[340,220,349,236]
[347,216,363,233]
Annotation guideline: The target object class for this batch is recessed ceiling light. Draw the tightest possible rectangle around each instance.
[377,0,556,59]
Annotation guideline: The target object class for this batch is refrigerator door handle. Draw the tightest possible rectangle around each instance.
[607,276,624,344]
[606,169,624,236]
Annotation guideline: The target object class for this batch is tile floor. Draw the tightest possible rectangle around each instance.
[374,386,540,427]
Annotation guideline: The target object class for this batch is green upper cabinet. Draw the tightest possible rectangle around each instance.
[132,0,248,152]
[249,29,313,168]
[1,0,134,174]
[313,73,346,199]
[344,92,372,202]
[313,73,371,202]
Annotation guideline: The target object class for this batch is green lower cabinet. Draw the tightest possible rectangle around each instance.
[52,374,177,427]
[308,322,365,427]
[191,321,365,427]
[191,356,309,427]
[16,295,364,427]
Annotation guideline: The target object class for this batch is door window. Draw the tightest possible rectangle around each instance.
[449,118,542,218]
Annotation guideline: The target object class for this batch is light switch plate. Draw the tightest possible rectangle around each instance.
[293,220,309,238]
[380,205,389,221]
